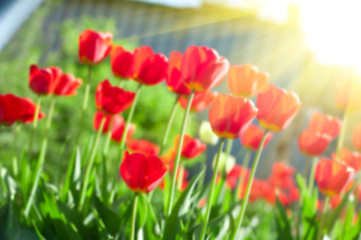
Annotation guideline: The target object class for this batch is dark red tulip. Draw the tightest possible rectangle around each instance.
[95,79,135,115]
[78,29,113,65]
[298,130,332,156]
[120,151,167,193]
[257,84,301,132]
[178,90,217,112]
[315,158,354,196]
[0,94,44,126]
[166,51,191,96]
[227,64,269,98]
[53,73,82,96]
[29,65,62,95]
[308,112,342,138]
[181,46,229,91]
[174,134,206,159]
[240,124,273,151]
[209,94,258,139]
[126,138,160,157]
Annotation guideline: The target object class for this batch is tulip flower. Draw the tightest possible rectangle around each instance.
[120,151,167,193]
[181,45,229,91]
[166,51,191,96]
[315,158,354,196]
[199,121,219,145]
[330,195,342,209]
[226,165,249,190]
[308,112,342,138]
[298,130,332,156]
[256,84,301,132]
[336,148,361,172]
[227,64,269,98]
[209,94,258,139]
[78,29,112,65]
[174,134,206,159]
[126,138,160,157]
[269,162,295,190]
[93,111,135,141]
[335,76,361,112]
[0,94,44,126]
[352,123,361,150]
[240,124,274,151]
[111,45,168,85]
[29,65,62,95]
[95,79,135,115]
[178,90,217,112]
[53,73,82,96]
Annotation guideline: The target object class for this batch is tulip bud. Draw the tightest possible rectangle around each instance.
[199,121,219,145]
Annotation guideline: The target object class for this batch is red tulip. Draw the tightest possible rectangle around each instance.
[174,134,206,159]
[298,130,332,156]
[227,64,269,98]
[240,124,273,151]
[29,65,62,95]
[209,94,258,139]
[226,165,249,190]
[336,148,361,172]
[78,29,112,65]
[111,46,168,85]
[330,195,342,209]
[120,151,167,193]
[315,158,354,196]
[0,94,44,125]
[352,123,361,150]
[93,111,135,142]
[181,46,229,91]
[95,79,135,115]
[269,162,295,190]
[178,90,217,112]
[53,73,82,96]
[256,84,301,132]
[110,45,134,79]
[308,112,342,138]
[335,76,361,112]
[126,138,160,157]
[166,51,191,96]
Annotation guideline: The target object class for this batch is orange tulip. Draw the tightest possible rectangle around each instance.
[308,112,342,138]
[335,76,361,112]
[298,130,332,156]
[352,123,361,150]
[181,46,229,91]
[209,94,258,139]
[78,29,112,65]
[227,64,269,98]
[166,51,191,96]
[315,158,354,196]
[256,84,301,132]
[178,90,217,112]
[336,148,361,172]
[240,124,273,151]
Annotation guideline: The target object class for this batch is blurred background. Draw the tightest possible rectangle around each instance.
[1,0,360,180]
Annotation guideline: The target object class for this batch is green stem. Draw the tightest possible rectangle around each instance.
[130,193,138,240]
[76,65,92,145]
[28,96,42,153]
[308,156,318,195]
[316,196,330,240]
[235,149,251,202]
[336,112,348,159]
[46,97,56,134]
[223,139,233,176]
[102,116,114,201]
[103,116,114,157]
[118,83,142,162]
[24,138,48,218]
[229,130,269,240]
[199,138,225,240]
[78,117,106,211]
[303,156,311,180]
[13,123,20,177]
[177,163,184,190]
[165,91,195,216]
[159,95,179,156]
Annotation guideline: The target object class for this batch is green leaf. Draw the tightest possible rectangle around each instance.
[163,169,204,240]
[137,194,148,229]
[94,196,121,236]
[275,198,293,240]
